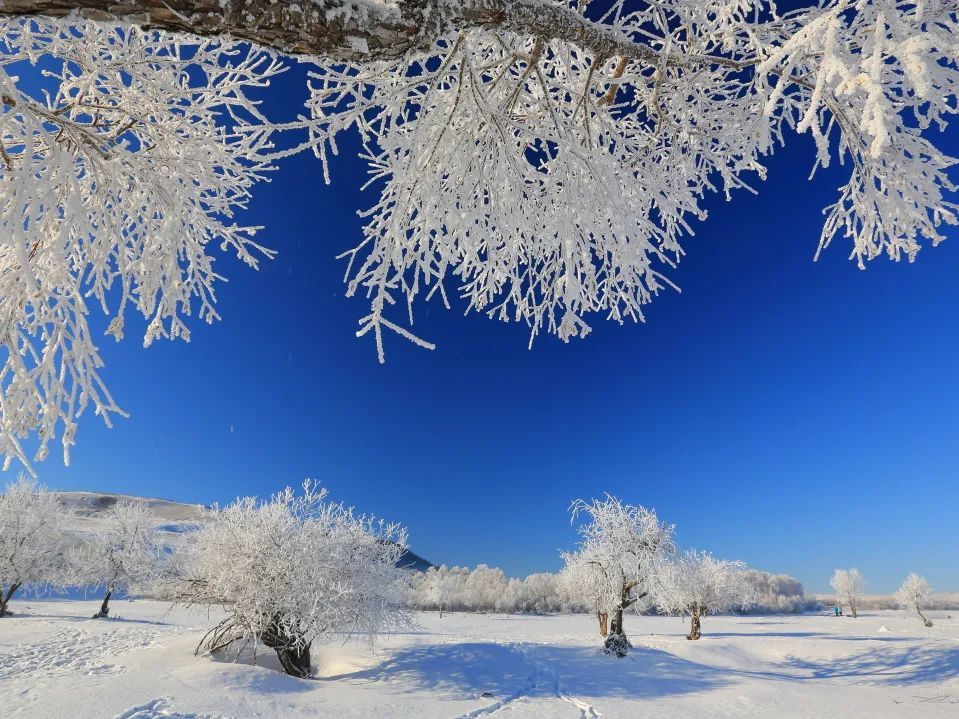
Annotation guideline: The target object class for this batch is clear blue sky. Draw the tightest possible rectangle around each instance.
[21,33,959,596]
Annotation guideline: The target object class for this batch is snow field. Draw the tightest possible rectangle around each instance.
[2,600,958,718]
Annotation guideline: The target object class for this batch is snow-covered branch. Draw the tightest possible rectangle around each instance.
[1,1,957,468]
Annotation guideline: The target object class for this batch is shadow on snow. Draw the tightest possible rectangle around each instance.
[772,644,959,686]
[328,641,730,699]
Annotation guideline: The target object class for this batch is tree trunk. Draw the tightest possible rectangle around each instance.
[687,612,702,640]
[598,611,608,638]
[273,643,312,678]
[610,606,623,636]
[850,601,857,619]
[603,599,631,657]
[0,582,21,617]
[93,589,112,618]
[917,608,933,628]
[0,1,662,66]
[260,619,312,678]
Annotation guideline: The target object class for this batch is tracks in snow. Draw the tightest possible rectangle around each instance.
[113,697,229,719]
[0,625,173,679]
[451,642,600,719]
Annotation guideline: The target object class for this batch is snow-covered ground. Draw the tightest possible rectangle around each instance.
[3,601,957,718]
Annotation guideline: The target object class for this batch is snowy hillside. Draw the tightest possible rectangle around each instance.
[55,491,206,544]
[54,491,434,571]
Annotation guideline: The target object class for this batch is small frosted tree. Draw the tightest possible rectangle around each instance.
[421,565,452,617]
[560,550,612,637]
[0,477,71,616]
[563,496,674,656]
[176,481,409,678]
[70,500,161,618]
[658,550,749,640]
[463,565,508,612]
[523,573,560,613]
[896,573,933,627]
[829,568,865,619]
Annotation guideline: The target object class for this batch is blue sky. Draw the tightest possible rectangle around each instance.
[22,41,959,596]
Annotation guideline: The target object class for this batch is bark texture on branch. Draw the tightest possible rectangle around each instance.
[0,0,661,64]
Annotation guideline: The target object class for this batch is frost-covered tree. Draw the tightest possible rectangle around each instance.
[657,550,749,640]
[1,1,957,469]
[69,500,161,618]
[738,569,814,614]
[522,572,561,613]
[175,481,409,678]
[463,564,508,611]
[420,565,453,617]
[896,572,933,627]
[0,476,71,616]
[560,550,613,636]
[829,568,865,619]
[563,496,674,656]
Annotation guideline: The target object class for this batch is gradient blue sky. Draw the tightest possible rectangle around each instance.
[21,32,959,595]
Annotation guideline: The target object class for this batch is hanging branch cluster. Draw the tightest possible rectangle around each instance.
[297,0,959,358]
[0,0,957,467]
[0,20,280,470]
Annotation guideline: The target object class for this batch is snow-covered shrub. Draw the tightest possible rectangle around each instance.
[68,500,162,618]
[657,551,751,640]
[830,568,865,618]
[896,573,933,627]
[562,496,674,656]
[0,476,72,616]
[175,481,409,677]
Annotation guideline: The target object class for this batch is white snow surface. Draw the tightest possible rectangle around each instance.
[3,600,958,718]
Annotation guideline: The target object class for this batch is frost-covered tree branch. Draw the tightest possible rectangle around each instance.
[0,1,730,65]
[1,1,957,469]
[0,22,280,471]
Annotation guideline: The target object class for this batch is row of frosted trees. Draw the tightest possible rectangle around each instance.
[0,478,410,677]
[558,497,937,655]
[0,479,940,675]
[0,477,161,619]
[830,567,936,627]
